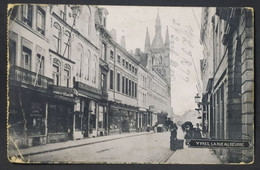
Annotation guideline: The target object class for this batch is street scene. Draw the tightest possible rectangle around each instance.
[7,5,254,164]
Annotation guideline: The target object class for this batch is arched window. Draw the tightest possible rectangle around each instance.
[93,54,97,84]
[87,50,91,80]
[77,44,84,78]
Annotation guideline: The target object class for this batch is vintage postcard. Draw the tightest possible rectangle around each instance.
[7,4,254,164]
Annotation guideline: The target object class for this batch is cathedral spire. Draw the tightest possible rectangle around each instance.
[151,9,164,49]
[164,26,170,49]
[144,27,151,53]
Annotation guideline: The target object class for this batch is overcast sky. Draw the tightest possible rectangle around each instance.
[99,6,204,116]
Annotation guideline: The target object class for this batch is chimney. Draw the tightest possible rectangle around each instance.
[120,35,126,49]
[110,29,117,42]
[135,48,141,56]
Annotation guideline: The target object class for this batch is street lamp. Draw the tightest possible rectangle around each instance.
[194,93,201,104]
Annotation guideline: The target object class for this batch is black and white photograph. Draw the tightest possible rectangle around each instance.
[7,4,254,164]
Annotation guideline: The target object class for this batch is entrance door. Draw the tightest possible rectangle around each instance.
[121,120,129,132]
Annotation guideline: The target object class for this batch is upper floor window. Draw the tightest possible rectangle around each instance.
[122,76,125,94]
[64,64,71,87]
[110,50,114,59]
[132,66,135,73]
[117,55,120,63]
[87,50,91,80]
[101,42,106,61]
[36,54,44,75]
[60,5,66,21]
[135,68,137,75]
[122,59,125,66]
[129,63,132,71]
[22,4,33,27]
[21,47,31,70]
[36,7,45,35]
[52,59,61,86]
[64,31,71,59]
[126,61,128,69]
[109,70,114,89]
[9,32,17,66]
[53,23,61,54]
[117,73,120,92]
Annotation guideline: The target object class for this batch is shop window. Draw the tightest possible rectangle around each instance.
[53,23,61,54]
[22,4,33,27]
[28,102,45,136]
[37,7,45,35]
[110,70,114,89]
[75,113,82,130]
[98,106,104,128]
[22,46,31,70]
[117,73,120,92]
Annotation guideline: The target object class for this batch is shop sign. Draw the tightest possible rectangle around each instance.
[189,139,251,149]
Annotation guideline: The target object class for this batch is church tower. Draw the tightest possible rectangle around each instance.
[148,11,171,85]
[144,27,151,53]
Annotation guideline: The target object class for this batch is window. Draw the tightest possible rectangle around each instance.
[101,73,106,90]
[129,80,131,96]
[94,55,97,84]
[132,81,134,97]
[53,23,61,54]
[117,73,120,92]
[126,61,128,69]
[110,70,113,89]
[22,4,33,27]
[36,54,44,75]
[9,40,16,66]
[125,78,128,95]
[101,42,106,61]
[64,31,71,59]
[64,64,70,87]
[132,66,135,73]
[37,7,45,35]
[22,46,31,70]
[135,83,137,98]
[135,68,137,75]
[123,59,125,66]
[122,76,125,93]
[53,64,60,86]
[110,50,114,59]
[117,55,120,63]
[87,50,91,80]
[129,63,132,71]
[60,6,66,21]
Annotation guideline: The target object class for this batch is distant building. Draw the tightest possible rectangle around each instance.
[200,7,254,163]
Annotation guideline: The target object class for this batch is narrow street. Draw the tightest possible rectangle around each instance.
[23,128,220,164]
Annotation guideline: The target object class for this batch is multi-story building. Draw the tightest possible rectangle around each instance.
[200,7,254,163]
[8,5,173,150]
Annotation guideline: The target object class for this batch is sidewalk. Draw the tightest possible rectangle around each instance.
[8,131,152,158]
[166,127,221,164]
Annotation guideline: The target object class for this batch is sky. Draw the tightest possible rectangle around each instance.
[99,6,204,116]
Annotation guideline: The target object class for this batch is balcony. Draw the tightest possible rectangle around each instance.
[9,65,53,89]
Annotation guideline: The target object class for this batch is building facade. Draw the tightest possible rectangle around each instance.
[200,7,254,163]
[8,4,173,149]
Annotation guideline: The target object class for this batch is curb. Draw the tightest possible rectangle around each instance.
[19,132,154,158]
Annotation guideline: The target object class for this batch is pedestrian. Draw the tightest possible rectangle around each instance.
[193,123,202,139]
[170,123,178,140]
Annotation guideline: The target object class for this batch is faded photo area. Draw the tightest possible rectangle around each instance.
[7,4,254,164]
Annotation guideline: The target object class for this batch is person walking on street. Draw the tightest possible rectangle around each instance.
[193,123,202,139]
